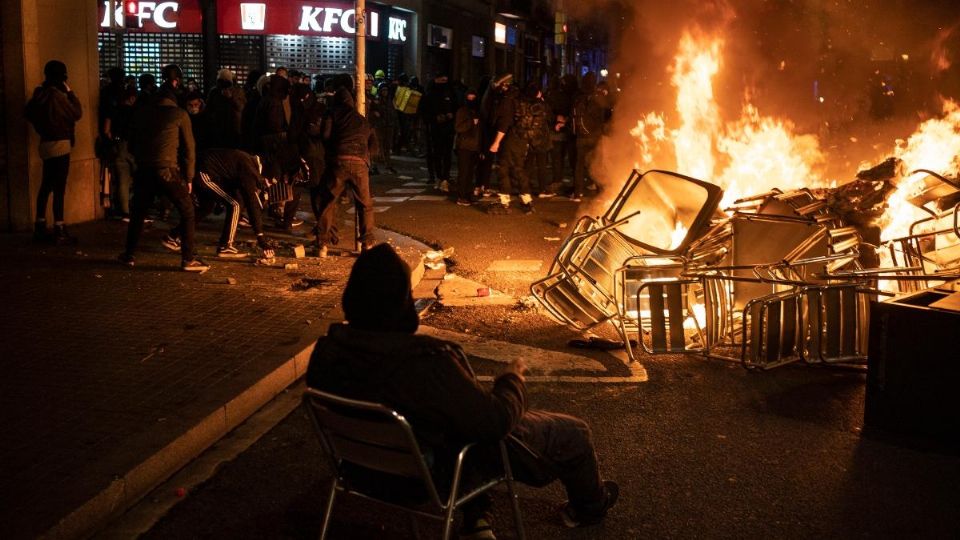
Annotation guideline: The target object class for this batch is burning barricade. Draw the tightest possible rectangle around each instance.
[532,164,960,370]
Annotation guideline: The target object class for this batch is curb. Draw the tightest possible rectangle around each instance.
[40,231,433,540]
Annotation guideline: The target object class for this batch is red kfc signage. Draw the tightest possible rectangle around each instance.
[99,0,202,33]
[217,1,399,39]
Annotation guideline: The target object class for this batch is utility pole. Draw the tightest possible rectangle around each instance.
[355,0,366,116]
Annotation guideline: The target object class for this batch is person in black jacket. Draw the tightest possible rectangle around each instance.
[306,244,619,537]
[571,72,611,201]
[421,74,457,192]
[454,88,481,206]
[25,60,83,243]
[119,64,209,272]
[168,148,274,259]
[314,88,379,256]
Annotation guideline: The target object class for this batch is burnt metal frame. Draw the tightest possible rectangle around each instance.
[303,388,526,540]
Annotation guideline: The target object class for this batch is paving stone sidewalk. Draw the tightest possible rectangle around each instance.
[0,218,422,539]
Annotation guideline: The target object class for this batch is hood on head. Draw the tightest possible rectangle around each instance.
[342,244,418,333]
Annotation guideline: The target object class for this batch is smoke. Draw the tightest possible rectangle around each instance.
[574,0,960,196]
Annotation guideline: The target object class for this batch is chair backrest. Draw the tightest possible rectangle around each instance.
[303,388,443,507]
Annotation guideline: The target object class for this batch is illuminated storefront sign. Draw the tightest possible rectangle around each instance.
[217,1,409,39]
[100,1,409,39]
[99,0,202,32]
[494,22,506,44]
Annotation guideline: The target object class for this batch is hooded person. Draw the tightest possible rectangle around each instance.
[305,244,619,538]
[25,60,83,244]
[313,87,379,256]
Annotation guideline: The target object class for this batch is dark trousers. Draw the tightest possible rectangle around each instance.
[429,126,454,181]
[465,409,605,521]
[456,149,479,200]
[316,158,375,246]
[125,167,196,261]
[574,136,599,196]
[498,137,531,196]
[526,148,550,193]
[36,154,71,222]
[552,136,576,183]
[173,170,264,246]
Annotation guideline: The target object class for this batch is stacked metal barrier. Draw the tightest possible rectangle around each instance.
[533,169,960,370]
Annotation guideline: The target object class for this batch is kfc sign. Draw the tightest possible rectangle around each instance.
[99,0,202,32]
[217,1,407,39]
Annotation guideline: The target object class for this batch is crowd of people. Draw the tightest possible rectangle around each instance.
[25,59,620,536]
[26,58,614,267]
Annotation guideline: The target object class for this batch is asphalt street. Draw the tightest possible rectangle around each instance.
[134,160,959,539]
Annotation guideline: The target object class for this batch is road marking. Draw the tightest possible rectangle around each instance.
[418,326,647,383]
[387,188,426,194]
[486,259,543,272]
[373,196,409,203]
[409,195,448,201]
[402,182,430,187]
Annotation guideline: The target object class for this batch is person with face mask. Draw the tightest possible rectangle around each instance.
[421,74,457,192]
[184,92,210,151]
[25,60,83,244]
[454,88,482,206]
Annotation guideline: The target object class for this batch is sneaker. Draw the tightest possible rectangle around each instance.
[181,258,210,273]
[216,244,247,258]
[33,222,51,243]
[559,480,619,528]
[456,198,472,206]
[117,253,135,267]
[459,513,496,540]
[439,179,450,193]
[521,203,536,214]
[487,204,511,215]
[317,244,328,258]
[568,193,583,202]
[238,216,252,228]
[160,234,181,252]
[538,191,557,198]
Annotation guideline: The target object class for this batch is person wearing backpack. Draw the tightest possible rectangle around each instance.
[522,82,554,198]
[571,72,611,201]
[488,81,537,214]
[25,60,83,244]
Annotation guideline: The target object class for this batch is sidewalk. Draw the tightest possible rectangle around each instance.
[0,217,429,539]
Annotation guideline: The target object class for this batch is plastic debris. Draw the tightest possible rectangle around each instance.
[293,245,306,259]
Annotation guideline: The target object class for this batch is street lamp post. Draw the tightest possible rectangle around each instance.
[355,0,366,116]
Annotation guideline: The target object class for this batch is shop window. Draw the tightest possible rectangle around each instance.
[266,35,354,75]
[219,34,265,88]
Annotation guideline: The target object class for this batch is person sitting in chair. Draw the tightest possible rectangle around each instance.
[306,244,618,538]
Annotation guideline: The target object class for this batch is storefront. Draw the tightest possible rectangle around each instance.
[97,0,417,89]
[98,0,206,87]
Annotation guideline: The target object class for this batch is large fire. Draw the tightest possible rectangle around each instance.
[615,29,960,293]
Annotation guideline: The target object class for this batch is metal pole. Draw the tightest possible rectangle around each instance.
[355,0,366,116]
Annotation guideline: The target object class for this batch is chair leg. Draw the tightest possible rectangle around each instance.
[500,442,526,540]
[441,506,457,540]
[319,479,338,540]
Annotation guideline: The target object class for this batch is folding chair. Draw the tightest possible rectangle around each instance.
[303,388,526,540]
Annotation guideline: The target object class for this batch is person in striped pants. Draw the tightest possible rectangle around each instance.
[166,148,273,258]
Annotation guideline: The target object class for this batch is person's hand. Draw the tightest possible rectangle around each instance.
[489,141,500,153]
[504,358,527,380]
[473,118,479,125]
[186,180,193,194]
[63,82,71,93]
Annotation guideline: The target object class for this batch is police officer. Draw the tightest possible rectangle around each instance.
[119,64,209,272]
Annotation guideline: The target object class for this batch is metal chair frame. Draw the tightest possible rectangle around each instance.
[303,388,526,540]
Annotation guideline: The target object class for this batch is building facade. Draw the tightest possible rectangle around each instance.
[1,0,598,230]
